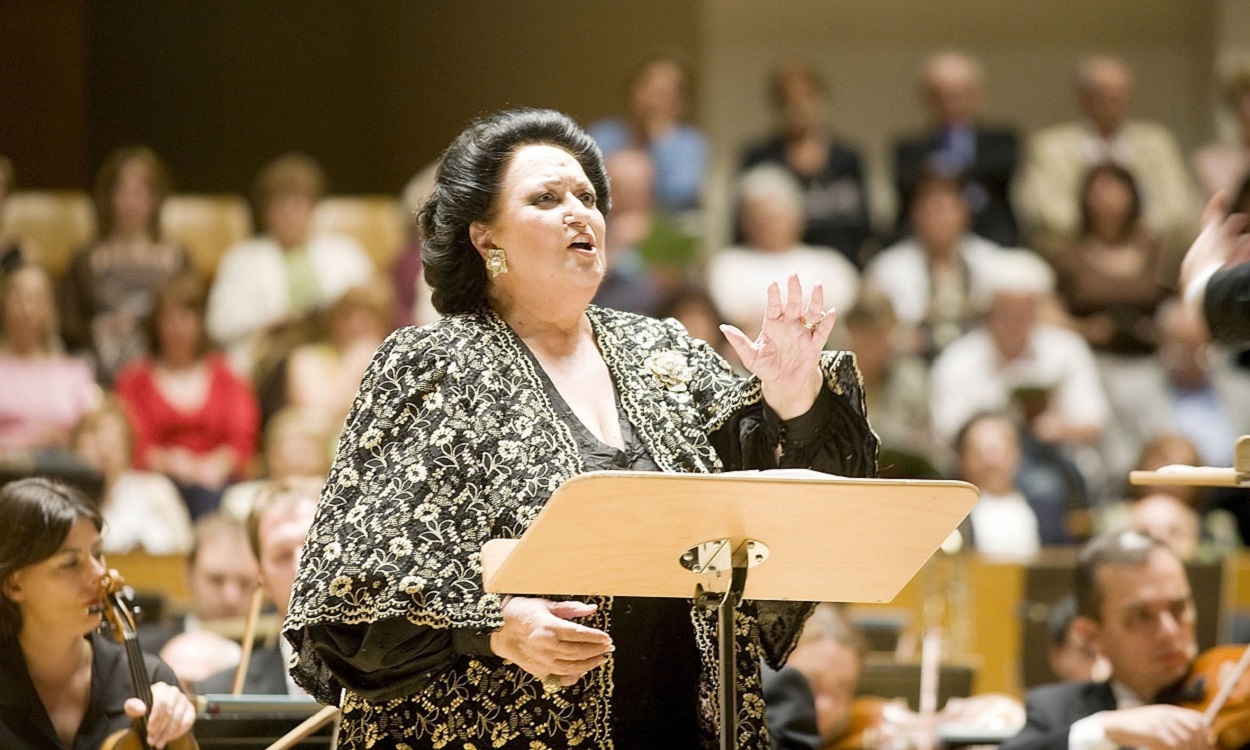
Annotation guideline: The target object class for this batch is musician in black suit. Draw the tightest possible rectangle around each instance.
[893,51,1020,247]
[1001,530,1208,750]
[196,478,319,696]
[1181,179,1250,346]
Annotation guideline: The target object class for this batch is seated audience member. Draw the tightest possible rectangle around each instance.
[60,146,190,383]
[588,53,708,214]
[893,50,1020,247]
[73,397,192,555]
[1052,163,1167,357]
[591,149,692,315]
[865,169,1004,359]
[1105,298,1250,483]
[930,250,1109,450]
[652,284,737,368]
[1128,493,1201,563]
[1018,54,1197,257]
[285,277,395,428]
[1191,64,1250,200]
[220,406,333,520]
[137,513,259,687]
[709,165,859,338]
[393,159,438,328]
[956,413,1042,556]
[205,153,374,375]
[762,604,867,750]
[197,478,320,695]
[1045,595,1109,684]
[115,273,261,519]
[741,59,874,266]
[0,478,196,749]
[0,262,99,459]
[844,285,941,473]
[1000,530,1207,750]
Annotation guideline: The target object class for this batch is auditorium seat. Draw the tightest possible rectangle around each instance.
[311,195,406,272]
[1,190,97,278]
[160,194,253,281]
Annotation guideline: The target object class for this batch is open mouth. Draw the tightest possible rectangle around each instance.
[569,240,596,253]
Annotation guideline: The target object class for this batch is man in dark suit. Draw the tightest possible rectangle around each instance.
[1181,187,1250,346]
[1001,530,1208,750]
[893,51,1020,247]
[197,478,320,695]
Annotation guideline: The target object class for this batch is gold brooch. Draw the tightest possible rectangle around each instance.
[643,351,693,392]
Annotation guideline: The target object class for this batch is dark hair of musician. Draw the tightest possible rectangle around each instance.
[1073,528,1171,622]
[0,478,103,640]
[417,108,611,315]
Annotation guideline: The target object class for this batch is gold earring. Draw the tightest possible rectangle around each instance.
[486,247,508,278]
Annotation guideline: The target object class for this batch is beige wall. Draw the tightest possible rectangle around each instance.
[698,0,1217,244]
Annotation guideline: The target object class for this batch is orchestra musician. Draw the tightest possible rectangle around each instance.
[0,477,196,749]
[1001,529,1211,750]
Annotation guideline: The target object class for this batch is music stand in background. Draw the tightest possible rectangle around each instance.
[482,469,979,750]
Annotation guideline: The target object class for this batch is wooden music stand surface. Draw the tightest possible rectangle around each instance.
[481,469,979,750]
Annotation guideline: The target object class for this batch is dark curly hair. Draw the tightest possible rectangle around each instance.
[0,478,103,641]
[417,108,610,315]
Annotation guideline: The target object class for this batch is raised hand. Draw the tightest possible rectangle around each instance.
[490,596,614,689]
[721,273,837,420]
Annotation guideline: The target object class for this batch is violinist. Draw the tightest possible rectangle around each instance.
[1001,529,1211,750]
[0,477,196,749]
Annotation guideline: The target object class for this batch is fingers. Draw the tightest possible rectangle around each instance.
[784,273,804,320]
[764,281,783,321]
[548,600,598,621]
[804,282,825,322]
[814,307,838,342]
[720,323,756,364]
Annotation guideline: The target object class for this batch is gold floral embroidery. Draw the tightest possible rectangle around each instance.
[642,350,693,392]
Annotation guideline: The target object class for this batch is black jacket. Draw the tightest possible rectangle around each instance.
[1000,681,1116,750]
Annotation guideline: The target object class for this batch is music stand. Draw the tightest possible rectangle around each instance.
[481,469,979,750]
[1129,435,1250,488]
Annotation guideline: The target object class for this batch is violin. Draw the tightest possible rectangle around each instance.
[98,569,198,750]
[1176,644,1250,750]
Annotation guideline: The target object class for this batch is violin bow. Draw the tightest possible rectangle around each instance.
[231,586,266,695]
[1201,644,1250,728]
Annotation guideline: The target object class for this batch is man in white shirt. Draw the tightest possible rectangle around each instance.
[1001,530,1210,750]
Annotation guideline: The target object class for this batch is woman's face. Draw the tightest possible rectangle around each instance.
[1085,172,1134,229]
[111,160,159,236]
[156,301,203,362]
[265,191,314,249]
[631,60,686,122]
[75,412,131,475]
[1,266,55,349]
[477,144,607,305]
[3,517,107,639]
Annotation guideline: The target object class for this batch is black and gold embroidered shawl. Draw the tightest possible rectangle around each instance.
[284,305,878,749]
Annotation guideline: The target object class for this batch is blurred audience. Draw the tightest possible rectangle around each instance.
[865,169,1005,359]
[0,156,24,263]
[894,51,1020,246]
[138,513,258,688]
[844,285,941,474]
[1051,163,1167,356]
[0,262,99,459]
[1191,65,1250,200]
[285,278,395,429]
[762,603,867,750]
[955,412,1042,557]
[589,53,708,214]
[592,149,696,314]
[73,397,192,555]
[652,284,736,368]
[1127,492,1201,562]
[394,159,438,328]
[60,146,191,383]
[220,406,332,520]
[198,478,320,695]
[1018,54,1197,257]
[115,273,260,519]
[205,153,374,376]
[1045,594,1109,684]
[930,250,1108,451]
[741,59,874,266]
[709,165,859,338]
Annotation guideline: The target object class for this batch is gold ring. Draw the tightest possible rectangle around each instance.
[801,310,825,331]
[542,674,562,694]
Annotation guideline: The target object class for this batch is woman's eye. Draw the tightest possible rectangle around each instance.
[580,193,597,207]
[535,192,556,204]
